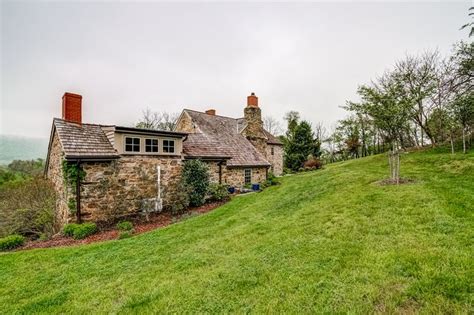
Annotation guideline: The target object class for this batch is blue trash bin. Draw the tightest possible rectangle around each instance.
[228,187,235,194]
[252,184,260,191]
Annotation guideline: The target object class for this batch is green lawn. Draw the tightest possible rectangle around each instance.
[1,149,473,313]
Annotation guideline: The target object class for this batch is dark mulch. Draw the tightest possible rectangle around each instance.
[377,178,416,186]
[20,201,227,251]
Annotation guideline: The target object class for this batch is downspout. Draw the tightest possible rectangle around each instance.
[218,161,222,184]
[76,160,82,223]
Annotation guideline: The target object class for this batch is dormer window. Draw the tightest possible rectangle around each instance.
[145,139,158,153]
[125,137,140,152]
[163,140,175,153]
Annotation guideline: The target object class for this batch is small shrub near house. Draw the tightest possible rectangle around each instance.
[0,234,25,251]
[261,172,279,189]
[171,181,191,215]
[116,221,133,232]
[116,220,134,239]
[207,183,230,202]
[63,223,97,240]
[303,155,323,171]
[182,160,210,207]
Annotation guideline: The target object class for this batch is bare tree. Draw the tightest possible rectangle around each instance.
[314,122,327,145]
[136,108,179,131]
[263,116,284,136]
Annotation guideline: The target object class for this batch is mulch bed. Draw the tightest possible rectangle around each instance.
[19,201,227,251]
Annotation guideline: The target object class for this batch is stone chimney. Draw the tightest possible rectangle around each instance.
[62,92,82,124]
[205,109,216,115]
[243,92,267,156]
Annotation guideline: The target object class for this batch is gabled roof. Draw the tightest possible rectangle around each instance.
[51,118,120,160]
[181,110,272,167]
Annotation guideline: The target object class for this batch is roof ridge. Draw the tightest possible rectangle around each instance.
[53,117,115,128]
[183,108,239,121]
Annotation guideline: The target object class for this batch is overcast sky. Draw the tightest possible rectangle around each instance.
[1,1,471,138]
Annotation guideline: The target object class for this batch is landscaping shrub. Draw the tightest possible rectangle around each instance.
[181,160,209,207]
[63,223,97,240]
[63,223,78,237]
[303,155,323,170]
[116,221,133,232]
[207,183,230,202]
[261,172,279,188]
[0,234,25,251]
[170,181,191,215]
[118,231,132,239]
[0,177,56,239]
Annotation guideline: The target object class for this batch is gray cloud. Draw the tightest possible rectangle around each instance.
[1,1,470,137]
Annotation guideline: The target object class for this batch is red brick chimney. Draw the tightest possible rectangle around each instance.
[62,92,82,124]
[205,109,216,115]
[247,92,258,107]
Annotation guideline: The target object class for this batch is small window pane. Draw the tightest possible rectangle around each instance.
[125,137,140,152]
[145,139,158,153]
[163,140,175,153]
[244,169,252,184]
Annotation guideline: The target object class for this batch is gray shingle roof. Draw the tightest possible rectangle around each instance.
[53,118,119,160]
[181,110,272,167]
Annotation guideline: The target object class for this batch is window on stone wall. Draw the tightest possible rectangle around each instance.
[271,147,274,155]
[125,137,140,152]
[145,139,159,153]
[163,140,175,153]
[244,169,252,185]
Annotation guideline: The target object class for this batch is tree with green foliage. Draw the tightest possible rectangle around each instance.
[181,160,210,207]
[451,93,474,153]
[284,121,320,172]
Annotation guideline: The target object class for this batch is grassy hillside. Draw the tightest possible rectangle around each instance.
[1,149,473,313]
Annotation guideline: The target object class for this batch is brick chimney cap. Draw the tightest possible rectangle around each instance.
[63,92,82,99]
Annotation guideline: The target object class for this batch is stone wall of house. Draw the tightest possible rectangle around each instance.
[206,161,223,184]
[224,167,267,187]
[266,144,284,176]
[79,156,183,222]
[202,160,267,187]
[46,132,69,227]
[175,112,196,133]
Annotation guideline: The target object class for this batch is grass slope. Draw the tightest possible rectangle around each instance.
[1,149,473,313]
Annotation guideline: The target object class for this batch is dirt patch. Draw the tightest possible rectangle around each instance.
[19,201,227,251]
[377,178,416,186]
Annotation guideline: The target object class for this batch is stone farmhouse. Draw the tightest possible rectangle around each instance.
[46,92,283,224]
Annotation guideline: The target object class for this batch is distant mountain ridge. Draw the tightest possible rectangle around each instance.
[0,135,48,165]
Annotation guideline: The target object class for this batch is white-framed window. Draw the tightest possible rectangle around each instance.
[244,169,252,185]
[163,140,175,153]
[145,138,159,153]
[125,137,140,152]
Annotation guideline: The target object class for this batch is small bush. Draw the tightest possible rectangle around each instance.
[63,223,97,240]
[118,231,132,239]
[171,181,190,215]
[63,223,78,237]
[116,221,133,232]
[207,183,230,202]
[303,157,323,170]
[261,172,279,189]
[0,234,25,251]
[182,160,210,207]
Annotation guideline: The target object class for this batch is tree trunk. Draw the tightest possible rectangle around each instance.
[463,128,466,154]
[450,133,454,155]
